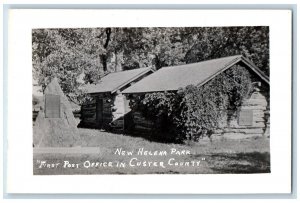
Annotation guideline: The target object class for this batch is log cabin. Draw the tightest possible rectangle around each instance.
[122,55,270,139]
[79,67,154,130]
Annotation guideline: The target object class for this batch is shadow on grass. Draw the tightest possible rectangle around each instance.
[122,131,184,144]
[203,151,270,174]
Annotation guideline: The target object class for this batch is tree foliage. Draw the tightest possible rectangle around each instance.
[32,27,268,104]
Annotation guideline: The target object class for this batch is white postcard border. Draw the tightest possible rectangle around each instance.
[6,9,292,194]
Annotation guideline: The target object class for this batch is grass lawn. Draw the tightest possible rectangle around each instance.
[33,128,270,175]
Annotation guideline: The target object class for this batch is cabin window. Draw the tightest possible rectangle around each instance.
[238,109,253,126]
[45,94,60,118]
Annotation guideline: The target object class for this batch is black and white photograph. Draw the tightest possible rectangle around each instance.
[4,7,293,195]
[32,26,271,175]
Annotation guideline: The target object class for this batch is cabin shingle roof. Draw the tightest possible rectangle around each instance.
[122,55,269,94]
[85,67,154,94]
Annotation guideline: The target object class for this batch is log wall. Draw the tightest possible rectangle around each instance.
[213,89,269,139]
[79,93,130,130]
[79,102,97,128]
[126,81,269,140]
[100,94,114,129]
[131,111,154,132]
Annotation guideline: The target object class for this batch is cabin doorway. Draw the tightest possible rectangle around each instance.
[96,98,103,128]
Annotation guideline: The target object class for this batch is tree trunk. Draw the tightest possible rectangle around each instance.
[101,28,112,72]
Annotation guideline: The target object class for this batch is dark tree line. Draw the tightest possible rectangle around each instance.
[32,27,269,104]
